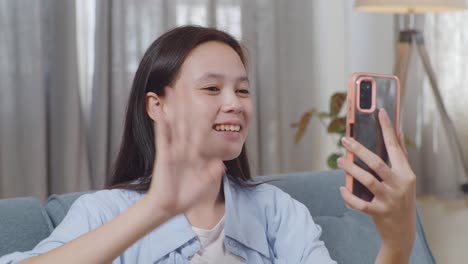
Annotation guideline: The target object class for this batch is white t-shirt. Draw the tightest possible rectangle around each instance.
[190,215,245,264]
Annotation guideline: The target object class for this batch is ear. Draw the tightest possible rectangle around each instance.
[145,92,165,122]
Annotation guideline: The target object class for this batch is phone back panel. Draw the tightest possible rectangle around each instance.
[346,73,400,201]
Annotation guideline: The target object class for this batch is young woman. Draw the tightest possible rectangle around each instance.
[1,26,416,264]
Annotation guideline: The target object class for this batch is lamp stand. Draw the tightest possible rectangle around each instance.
[395,29,468,193]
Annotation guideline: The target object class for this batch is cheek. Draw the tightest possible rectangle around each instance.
[243,101,254,124]
[193,98,220,118]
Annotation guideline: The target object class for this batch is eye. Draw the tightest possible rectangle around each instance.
[237,89,250,96]
[203,86,220,92]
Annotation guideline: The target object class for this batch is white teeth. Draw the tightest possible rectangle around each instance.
[214,125,241,132]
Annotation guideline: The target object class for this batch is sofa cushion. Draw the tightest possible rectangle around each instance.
[0,197,53,256]
[257,170,347,217]
[315,212,380,263]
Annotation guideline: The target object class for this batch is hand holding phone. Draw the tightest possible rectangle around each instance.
[338,73,417,261]
[345,73,400,201]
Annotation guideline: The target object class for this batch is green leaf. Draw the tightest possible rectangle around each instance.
[337,135,344,147]
[327,117,346,134]
[327,153,342,169]
[404,136,416,149]
[318,112,332,119]
[329,92,347,116]
[293,111,314,144]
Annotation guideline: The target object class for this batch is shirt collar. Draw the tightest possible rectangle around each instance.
[148,174,270,261]
[148,213,198,261]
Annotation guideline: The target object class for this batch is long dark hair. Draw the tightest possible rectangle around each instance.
[107,26,253,191]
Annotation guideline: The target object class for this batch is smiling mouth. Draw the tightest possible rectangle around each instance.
[213,124,242,132]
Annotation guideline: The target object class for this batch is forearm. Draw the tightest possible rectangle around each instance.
[375,244,410,264]
[21,195,171,264]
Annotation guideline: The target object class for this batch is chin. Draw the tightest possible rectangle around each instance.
[216,146,243,161]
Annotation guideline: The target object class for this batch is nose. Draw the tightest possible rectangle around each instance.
[221,91,244,114]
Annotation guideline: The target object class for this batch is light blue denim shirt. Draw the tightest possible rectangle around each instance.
[1,175,336,264]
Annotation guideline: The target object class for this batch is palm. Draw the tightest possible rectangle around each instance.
[147,89,225,216]
[151,151,224,215]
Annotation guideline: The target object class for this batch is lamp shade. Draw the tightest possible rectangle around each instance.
[354,0,468,13]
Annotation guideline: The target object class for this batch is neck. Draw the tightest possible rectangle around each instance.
[185,176,225,229]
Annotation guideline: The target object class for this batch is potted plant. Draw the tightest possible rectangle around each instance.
[292,92,347,169]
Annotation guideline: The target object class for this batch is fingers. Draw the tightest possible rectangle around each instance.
[154,105,171,150]
[339,187,380,215]
[175,88,193,146]
[338,157,385,196]
[341,137,392,183]
[165,88,184,144]
[165,87,209,162]
[166,88,195,156]
[379,109,406,166]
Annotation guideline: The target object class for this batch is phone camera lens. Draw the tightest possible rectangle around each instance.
[359,81,373,110]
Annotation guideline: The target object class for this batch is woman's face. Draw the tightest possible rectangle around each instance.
[163,41,253,161]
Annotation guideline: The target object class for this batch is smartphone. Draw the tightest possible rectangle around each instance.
[345,73,400,202]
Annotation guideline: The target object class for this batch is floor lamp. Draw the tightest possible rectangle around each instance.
[353,0,468,193]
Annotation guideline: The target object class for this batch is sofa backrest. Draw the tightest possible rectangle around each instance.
[0,197,53,256]
[45,192,89,228]
[0,170,436,263]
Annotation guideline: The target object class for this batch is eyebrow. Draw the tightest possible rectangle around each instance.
[196,73,249,84]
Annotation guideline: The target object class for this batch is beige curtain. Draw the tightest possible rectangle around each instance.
[0,0,254,199]
[0,0,90,201]
[404,11,468,197]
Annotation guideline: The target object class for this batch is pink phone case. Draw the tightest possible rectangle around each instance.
[345,73,400,202]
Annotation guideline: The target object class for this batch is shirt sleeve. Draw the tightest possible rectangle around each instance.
[267,188,337,264]
[0,194,104,264]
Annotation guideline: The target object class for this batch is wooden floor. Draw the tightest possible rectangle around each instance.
[417,196,468,263]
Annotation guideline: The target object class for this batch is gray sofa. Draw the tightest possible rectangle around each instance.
[0,170,435,263]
